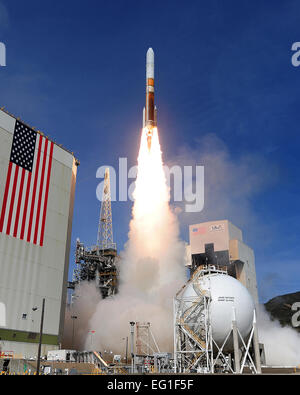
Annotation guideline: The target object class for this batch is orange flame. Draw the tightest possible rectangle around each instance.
[131,127,170,257]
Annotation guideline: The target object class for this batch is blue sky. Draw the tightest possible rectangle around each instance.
[0,0,299,302]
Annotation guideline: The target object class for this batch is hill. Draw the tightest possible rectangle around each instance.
[264,291,300,333]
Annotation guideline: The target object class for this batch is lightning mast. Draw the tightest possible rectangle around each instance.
[97,168,116,251]
[71,168,118,299]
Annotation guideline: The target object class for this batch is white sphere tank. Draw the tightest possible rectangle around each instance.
[182,274,255,350]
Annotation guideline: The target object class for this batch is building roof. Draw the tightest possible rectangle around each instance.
[0,106,80,165]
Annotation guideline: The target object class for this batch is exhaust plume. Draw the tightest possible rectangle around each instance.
[257,305,300,366]
[78,127,186,355]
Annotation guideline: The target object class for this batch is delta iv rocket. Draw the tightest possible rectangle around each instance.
[143,48,157,151]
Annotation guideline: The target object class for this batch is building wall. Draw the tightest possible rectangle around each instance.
[0,341,58,360]
[228,221,243,242]
[189,219,259,305]
[229,239,259,305]
[189,220,230,255]
[0,110,77,357]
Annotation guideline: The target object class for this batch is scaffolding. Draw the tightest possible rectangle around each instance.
[135,322,160,356]
[72,240,118,299]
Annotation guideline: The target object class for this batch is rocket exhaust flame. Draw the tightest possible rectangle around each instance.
[146,128,153,151]
[66,48,186,356]
[132,126,170,256]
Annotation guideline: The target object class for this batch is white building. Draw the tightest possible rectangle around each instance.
[47,349,76,362]
[0,109,79,358]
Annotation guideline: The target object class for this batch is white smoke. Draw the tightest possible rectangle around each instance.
[257,305,300,366]
[63,131,300,368]
[80,129,187,355]
[62,281,102,350]
[166,133,279,237]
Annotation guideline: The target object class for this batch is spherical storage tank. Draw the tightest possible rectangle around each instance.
[182,273,255,350]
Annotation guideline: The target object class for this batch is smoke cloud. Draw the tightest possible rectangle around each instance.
[63,132,300,368]
[62,281,102,350]
[166,133,279,236]
[257,305,300,366]
[63,128,187,355]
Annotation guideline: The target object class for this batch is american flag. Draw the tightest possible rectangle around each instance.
[192,226,206,235]
[0,120,54,246]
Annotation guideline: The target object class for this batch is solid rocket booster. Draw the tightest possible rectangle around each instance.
[143,48,157,151]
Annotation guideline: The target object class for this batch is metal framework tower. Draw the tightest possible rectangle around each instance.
[173,266,214,373]
[135,322,160,356]
[70,168,118,299]
[97,168,116,251]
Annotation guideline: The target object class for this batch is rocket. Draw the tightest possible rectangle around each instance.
[143,48,157,151]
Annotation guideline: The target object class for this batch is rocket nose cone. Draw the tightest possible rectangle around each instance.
[146,48,154,63]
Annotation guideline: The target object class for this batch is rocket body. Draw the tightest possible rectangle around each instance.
[143,48,157,151]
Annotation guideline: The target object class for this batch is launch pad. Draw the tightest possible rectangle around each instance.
[72,241,118,299]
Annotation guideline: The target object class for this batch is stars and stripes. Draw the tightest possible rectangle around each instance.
[191,226,206,235]
[0,120,54,246]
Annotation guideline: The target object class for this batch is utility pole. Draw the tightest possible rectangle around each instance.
[130,322,135,373]
[36,298,45,375]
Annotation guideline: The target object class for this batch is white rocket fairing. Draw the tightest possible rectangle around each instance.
[143,48,157,151]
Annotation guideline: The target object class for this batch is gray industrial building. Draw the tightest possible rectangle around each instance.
[188,220,259,305]
[0,109,78,358]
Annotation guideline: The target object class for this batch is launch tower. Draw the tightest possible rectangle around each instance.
[71,168,118,299]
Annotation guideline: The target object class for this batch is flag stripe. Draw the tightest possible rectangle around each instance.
[33,138,48,245]
[16,170,28,239]
[3,164,17,234]
[13,167,25,237]
[29,136,45,244]
[23,134,40,241]
[20,171,32,240]
[40,141,54,246]
[26,135,43,242]
[10,167,23,237]
[0,162,12,232]
[36,142,51,245]
[6,165,19,235]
